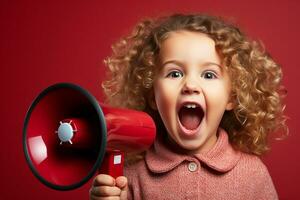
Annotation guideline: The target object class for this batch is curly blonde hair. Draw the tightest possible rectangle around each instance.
[102,13,287,155]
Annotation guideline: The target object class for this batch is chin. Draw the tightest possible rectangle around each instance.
[177,139,204,152]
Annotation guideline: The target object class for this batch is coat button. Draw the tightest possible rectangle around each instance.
[188,162,198,172]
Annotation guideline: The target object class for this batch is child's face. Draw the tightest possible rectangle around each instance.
[153,31,233,154]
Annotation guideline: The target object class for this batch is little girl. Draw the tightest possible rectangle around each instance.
[89,13,287,200]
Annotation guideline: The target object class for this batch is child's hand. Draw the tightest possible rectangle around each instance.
[89,174,128,200]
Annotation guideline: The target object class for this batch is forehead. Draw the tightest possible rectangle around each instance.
[159,31,221,64]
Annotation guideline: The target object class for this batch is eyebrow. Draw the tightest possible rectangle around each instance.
[161,60,222,69]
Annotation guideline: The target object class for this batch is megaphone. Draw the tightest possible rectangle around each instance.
[23,83,156,190]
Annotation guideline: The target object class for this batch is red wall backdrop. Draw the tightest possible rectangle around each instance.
[1,0,299,199]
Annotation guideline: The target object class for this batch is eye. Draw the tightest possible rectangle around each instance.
[202,71,217,79]
[166,70,183,78]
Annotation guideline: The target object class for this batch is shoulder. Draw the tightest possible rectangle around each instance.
[237,152,271,177]
[233,152,278,199]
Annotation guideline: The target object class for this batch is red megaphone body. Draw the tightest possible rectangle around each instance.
[23,83,156,190]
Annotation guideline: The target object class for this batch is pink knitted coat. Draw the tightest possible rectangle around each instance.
[124,129,278,200]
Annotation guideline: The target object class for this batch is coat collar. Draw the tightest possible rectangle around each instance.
[145,128,241,173]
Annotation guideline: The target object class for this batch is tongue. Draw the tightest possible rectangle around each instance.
[179,107,202,130]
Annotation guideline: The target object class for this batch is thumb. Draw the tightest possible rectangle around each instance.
[116,176,128,200]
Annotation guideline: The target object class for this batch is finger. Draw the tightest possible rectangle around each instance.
[120,188,128,200]
[93,174,116,187]
[90,186,121,197]
[115,176,128,189]
[90,194,121,200]
[116,176,128,200]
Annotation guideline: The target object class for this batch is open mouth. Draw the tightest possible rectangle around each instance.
[178,103,204,131]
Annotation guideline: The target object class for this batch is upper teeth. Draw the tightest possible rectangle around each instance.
[184,104,197,108]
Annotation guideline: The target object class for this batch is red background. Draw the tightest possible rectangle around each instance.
[1,0,299,199]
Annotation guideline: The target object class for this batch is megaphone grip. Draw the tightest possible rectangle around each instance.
[99,151,125,178]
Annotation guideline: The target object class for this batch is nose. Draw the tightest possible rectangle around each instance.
[181,76,201,95]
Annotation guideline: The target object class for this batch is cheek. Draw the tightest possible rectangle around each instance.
[154,81,169,105]
[154,81,176,117]
[205,85,231,115]
[206,83,231,102]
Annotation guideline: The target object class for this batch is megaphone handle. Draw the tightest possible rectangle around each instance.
[99,151,125,178]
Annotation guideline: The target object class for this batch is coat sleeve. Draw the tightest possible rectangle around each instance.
[124,161,142,200]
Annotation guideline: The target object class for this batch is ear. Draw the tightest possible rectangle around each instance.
[225,102,234,111]
[225,91,235,111]
[147,89,157,110]
[225,96,235,111]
